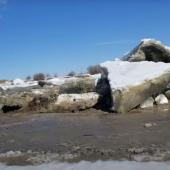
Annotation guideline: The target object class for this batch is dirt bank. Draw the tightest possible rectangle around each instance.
[0,106,170,165]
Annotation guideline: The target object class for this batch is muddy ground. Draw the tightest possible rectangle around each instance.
[0,106,170,165]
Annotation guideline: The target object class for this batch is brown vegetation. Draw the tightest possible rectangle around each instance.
[33,73,45,81]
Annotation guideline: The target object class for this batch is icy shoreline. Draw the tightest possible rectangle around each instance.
[1,160,170,170]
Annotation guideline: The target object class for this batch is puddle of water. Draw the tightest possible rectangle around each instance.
[0,161,170,170]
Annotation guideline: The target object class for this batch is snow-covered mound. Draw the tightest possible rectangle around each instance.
[0,79,38,90]
[101,60,170,89]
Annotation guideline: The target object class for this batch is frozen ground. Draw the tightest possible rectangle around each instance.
[0,161,170,170]
[0,108,170,164]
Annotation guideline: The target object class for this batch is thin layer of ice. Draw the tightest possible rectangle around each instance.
[0,161,170,170]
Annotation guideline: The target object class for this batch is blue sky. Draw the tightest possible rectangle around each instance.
[0,0,170,79]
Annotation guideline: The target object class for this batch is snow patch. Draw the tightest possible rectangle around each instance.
[140,97,154,109]
[13,79,25,86]
[0,79,38,90]
[56,93,99,105]
[0,75,100,90]
[155,94,169,105]
[0,151,22,158]
[47,77,67,86]
[114,58,121,61]
[31,89,45,95]
[141,38,161,44]
[101,61,170,90]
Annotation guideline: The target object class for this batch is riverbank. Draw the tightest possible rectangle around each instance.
[0,106,170,165]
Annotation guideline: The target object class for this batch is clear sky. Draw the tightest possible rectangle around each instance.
[0,0,170,79]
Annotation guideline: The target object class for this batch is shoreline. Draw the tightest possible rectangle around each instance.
[0,106,170,165]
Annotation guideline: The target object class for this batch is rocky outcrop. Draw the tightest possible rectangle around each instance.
[122,39,170,62]
[0,86,60,113]
[112,72,170,113]
[27,87,60,112]
[0,77,99,113]
[0,93,33,113]
[165,90,170,100]
[59,77,96,94]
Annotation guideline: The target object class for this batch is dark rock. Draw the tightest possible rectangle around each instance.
[165,90,170,100]
[38,81,47,87]
[122,40,170,62]
[0,87,3,93]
